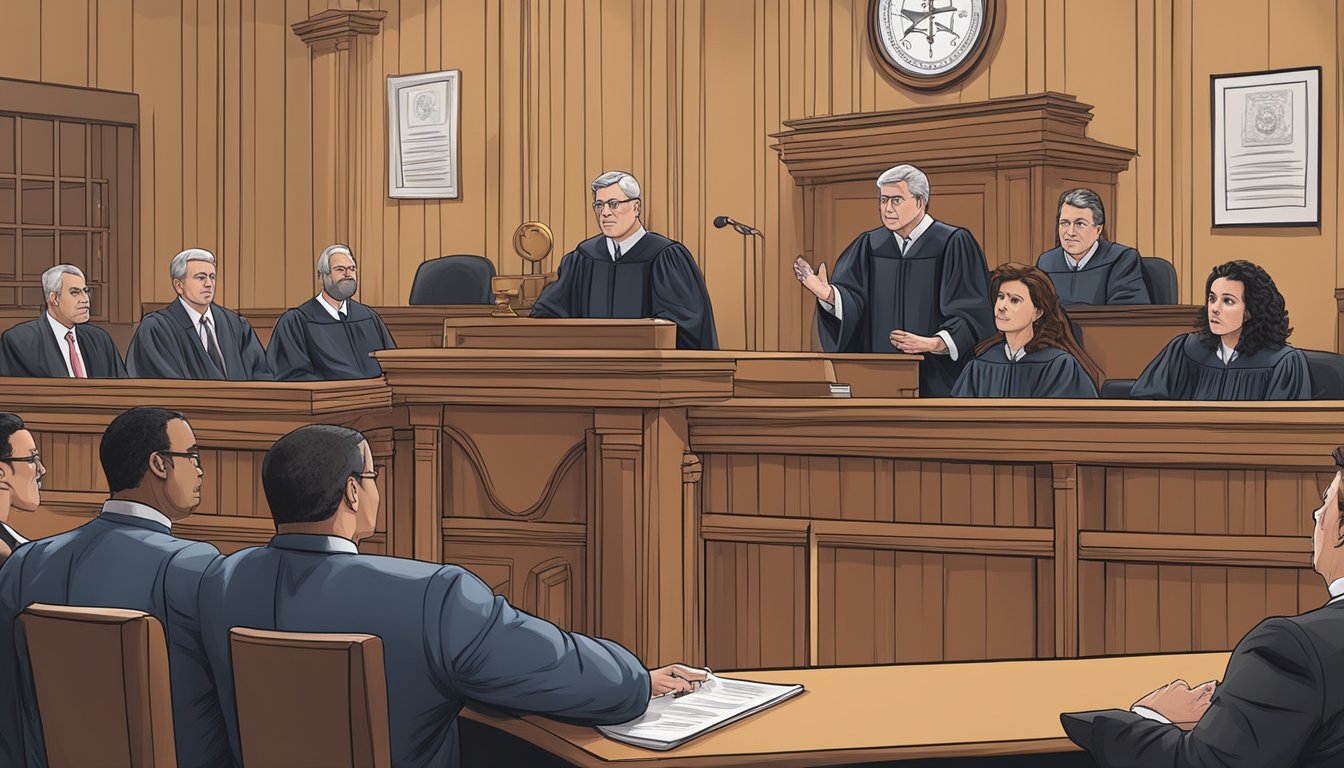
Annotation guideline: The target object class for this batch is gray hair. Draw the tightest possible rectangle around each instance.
[875,164,931,206]
[1057,188,1105,228]
[591,170,641,201]
[317,244,354,275]
[42,264,85,297]
[169,248,217,281]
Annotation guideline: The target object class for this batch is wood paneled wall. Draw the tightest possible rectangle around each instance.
[2,1,1339,350]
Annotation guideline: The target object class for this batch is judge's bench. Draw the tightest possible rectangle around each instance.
[9,315,1334,677]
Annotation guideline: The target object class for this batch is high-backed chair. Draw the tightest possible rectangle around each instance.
[229,627,391,768]
[1139,257,1178,304]
[408,255,496,304]
[19,604,177,768]
[1301,349,1344,399]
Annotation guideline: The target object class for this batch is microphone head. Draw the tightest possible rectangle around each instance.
[713,216,731,229]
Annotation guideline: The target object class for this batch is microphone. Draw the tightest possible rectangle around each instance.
[713,215,761,237]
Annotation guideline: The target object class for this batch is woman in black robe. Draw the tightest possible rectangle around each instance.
[952,263,1101,398]
[1132,260,1311,400]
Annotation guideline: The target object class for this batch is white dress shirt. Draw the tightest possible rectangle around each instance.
[314,293,349,320]
[45,312,86,378]
[1216,342,1239,366]
[100,499,174,531]
[313,535,359,554]
[817,214,959,360]
[608,226,647,261]
[1,521,27,546]
[1132,575,1344,725]
[1062,240,1101,271]
[178,297,225,373]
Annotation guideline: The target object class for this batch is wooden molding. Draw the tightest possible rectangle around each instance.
[1079,531,1311,568]
[441,517,587,547]
[1052,463,1080,658]
[291,9,386,52]
[701,514,1053,557]
[440,425,584,519]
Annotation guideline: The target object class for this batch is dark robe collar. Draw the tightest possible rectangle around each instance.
[575,231,673,264]
[864,220,954,261]
[295,297,374,324]
[1179,332,1295,370]
[976,344,1070,365]
[1040,240,1126,273]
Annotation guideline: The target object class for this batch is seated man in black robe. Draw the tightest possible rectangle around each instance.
[0,265,126,378]
[951,264,1099,398]
[530,170,718,350]
[267,244,395,380]
[1035,188,1151,306]
[792,164,993,396]
[1132,260,1310,400]
[127,248,272,380]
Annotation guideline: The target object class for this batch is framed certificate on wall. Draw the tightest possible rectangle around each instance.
[387,69,461,199]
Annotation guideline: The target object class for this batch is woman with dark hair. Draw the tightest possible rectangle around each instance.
[951,263,1101,398]
[1132,260,1311,400]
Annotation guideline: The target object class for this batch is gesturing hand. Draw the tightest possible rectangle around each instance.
[793,257,834,303]
[1134,678,1218,730]
[889,330,946,354]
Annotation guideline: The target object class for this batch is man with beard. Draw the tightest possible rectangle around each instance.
[266,244,396,380]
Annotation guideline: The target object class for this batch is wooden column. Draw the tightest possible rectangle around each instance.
[1052,462,1080,658]
[681,452,705,667]
[407,405,444,564]
[291,9,385,250]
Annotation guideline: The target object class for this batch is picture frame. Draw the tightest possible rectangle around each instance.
[387,69,461,199]
[1210,66,1320,227]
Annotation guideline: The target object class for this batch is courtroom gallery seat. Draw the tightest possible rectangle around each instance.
[408,255,496,304]
[1302,349,1344,399]
[229,627,391,768]
[1139,256,1179,304]
[19,604,177,768]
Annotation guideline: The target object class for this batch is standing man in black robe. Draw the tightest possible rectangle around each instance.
[266,244,395,380]
[0,265,126,378]
[1035,188,1151,306]
[530,170,718,350]
[126,248,272,380]
[792,164,993,396]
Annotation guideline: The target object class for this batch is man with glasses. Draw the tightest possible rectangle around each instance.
[266,244,396,380]
[0,406,230,767]
[793,164,992,396]
[0,413,42,565]
[531,170,719,349]
[1035,188,1150,306]
[0,264,127,378]
[199,424,707,768]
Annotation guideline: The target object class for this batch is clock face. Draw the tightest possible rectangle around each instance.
[871,0,990,86]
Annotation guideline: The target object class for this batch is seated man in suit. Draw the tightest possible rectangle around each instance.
[266,244,396,380]
[1035,188,1151,306]
[530,171,719,350]
[127,248,272,380]
[0,407,229,768]
[199,424,706,768]
[0,413,43,564]
[0,265,127,378]
[1062,445,1344,766]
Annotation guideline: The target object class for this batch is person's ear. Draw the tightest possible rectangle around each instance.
[1334,507,1344,548]
[345,476,360,511]
[1034,308,1044,322]
[149,453,170,480]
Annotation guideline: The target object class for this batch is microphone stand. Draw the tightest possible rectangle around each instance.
[727,223,765,350]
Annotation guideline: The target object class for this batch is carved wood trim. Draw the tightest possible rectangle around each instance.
[440,425,584,519]
[291,9,386,52]
[440,518,586,546]
[1052,463,1080,658]
[1079,532,1310,568]
[525,558,574,628]
[701,514,1053,557]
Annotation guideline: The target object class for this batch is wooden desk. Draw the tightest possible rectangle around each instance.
[462,652,1231,767]
[236,304,498,347]
[1068,304,1200,381]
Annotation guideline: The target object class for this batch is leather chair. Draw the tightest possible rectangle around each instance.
[408,255,496,304]
[229,627,391,768]
[1301,349,1344,399]
[1139,257,1179,304]
[1100,379,1137,399]
[19,604,177,768]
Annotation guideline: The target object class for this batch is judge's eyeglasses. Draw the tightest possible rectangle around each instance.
[592,198,638,213]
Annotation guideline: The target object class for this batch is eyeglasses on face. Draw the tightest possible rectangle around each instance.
[157,451,202,469]
[3,452,42,467]
[878,195,908,208]
[330,265,358,277]
[591,198,638,213]
[61,288,95,298]
[350,469,379,482]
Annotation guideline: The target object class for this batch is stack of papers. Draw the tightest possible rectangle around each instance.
[598,673,804,751]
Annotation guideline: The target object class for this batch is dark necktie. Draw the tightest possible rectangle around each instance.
[611,239,622,260]
[201,316,226,373]
[338,309,347,322]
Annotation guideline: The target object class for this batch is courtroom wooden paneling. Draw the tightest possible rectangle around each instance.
[1069,305,1202,382]
[703,540,807,671]
[6,2,1337,353]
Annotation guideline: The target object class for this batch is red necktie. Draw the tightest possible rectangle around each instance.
[65,330,86,378]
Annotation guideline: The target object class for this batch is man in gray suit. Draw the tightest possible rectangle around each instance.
[1061,445,1344,766]
[0,407,230,768]
[199,424,706,768]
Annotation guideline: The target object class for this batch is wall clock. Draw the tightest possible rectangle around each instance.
[869,0,1001,91]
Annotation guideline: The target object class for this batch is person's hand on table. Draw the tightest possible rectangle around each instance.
[1134,678,1218,730]
[649,664,710,698]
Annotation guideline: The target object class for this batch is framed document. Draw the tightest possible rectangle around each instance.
[1211,66,1320,227]
[387,69,460,199]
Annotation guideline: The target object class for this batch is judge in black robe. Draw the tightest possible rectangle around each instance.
[268,299,394,381]
[951,345,1098,398]
[1131,332,1310,400]
[1036,240,1151,306]
[0,312,126,378]
[530,170,718,350]
[127,298,272,380]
